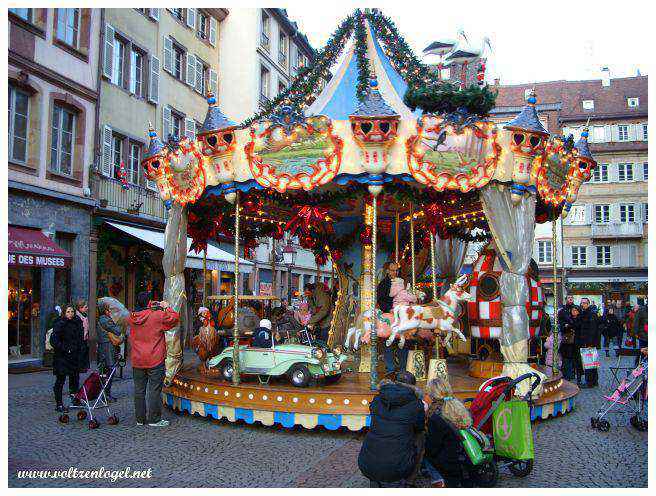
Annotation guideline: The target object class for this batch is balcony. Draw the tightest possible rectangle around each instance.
[591,222,643,239]
[94,173,167,222]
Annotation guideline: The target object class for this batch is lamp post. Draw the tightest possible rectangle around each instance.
[282,242,297,305]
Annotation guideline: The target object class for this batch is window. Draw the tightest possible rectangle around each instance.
[538,240,552,264]
[596,246,611,266]
[112,135,123,179]
[592,126,606,143]
[261,12,270,50]
[643,123,648,140]
[260,65,270,101]
[279,32,288,66]
[50,104,76,176]
[197,11,209,40]
[129,48,144,97]
[643,162,648,181]
[594,204,610,224]
[620,204,635,223]
[194,58,209,95]
[170,8,184,21]
[56,8,80,48]
[9,8,32,22]
[618,124,629,141]
[9,87,29,164]
[571,246,587,267]
[618,163,634,181]
[278,81,286,95]
[582,99,594,110]
[591,163,608,182]
[112,37,126,87]
[173,44,184,80]
[128,142,142,184]
[627,97,639,108]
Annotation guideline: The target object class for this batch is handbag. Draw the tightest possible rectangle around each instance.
[492,400,534,460]
[580,347,600,369]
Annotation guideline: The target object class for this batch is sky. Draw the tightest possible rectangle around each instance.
[284,0,649,85]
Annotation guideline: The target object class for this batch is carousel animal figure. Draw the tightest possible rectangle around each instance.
[192,307,221,374]
[215,299,263,335]
[386,274,474,350]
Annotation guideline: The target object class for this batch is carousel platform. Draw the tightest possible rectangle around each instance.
[162,357,578,431]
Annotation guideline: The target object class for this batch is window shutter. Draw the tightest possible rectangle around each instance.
[163,106,172,141]
[628,124,638,141]
[208,69,218,96]
[148,55,160,104]
[610,203,620,223]
[587,246,596,268]
[148,8,159,21]
[604,125,612,142]
[103,24,115,79]
[163,36,173,73]
[209,17,217,46]
[101,125,113,176]
[611,125,620,142]
[195,59,203,93]
[564,246,573,267]
[185,118,195,140]
[608,162,618,182]
[186,8,196,29]
[628,244,637,267]
[186,53,196,86]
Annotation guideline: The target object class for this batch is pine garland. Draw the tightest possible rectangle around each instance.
[354,9,372,101]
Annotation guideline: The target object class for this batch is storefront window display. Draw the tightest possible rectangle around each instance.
[8,267,40,357]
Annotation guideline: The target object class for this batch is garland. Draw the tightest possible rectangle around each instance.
[365,9,497,116]
[354,9,372,101]
[241,14,356,127]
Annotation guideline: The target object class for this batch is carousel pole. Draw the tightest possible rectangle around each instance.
[370,195,379,389]
[203,250,207,308]
[232,193,241,385]
[551,219,559,375]
[410,205,416,290]
[395,211,400,264]
[430,234,440,360]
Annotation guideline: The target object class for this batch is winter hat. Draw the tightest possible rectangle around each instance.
[260,319,272,330]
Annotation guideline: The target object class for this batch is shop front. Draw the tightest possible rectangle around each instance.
[8,226,72,362]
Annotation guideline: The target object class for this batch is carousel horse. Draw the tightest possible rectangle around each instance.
[192,307,221,374]
[386,274,474,350]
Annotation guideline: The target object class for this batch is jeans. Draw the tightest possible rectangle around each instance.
[54,372,80,406]
[384,343,409,374]
[97,342,117,395]
[421,459,444,483]
[133,363,166,424]
[562,358,575,381]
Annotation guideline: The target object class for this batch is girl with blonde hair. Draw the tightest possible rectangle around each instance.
[422,376,472,487]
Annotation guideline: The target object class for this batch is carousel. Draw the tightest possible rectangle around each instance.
[136,9,594,431]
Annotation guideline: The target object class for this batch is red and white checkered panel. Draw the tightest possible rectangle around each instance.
[467,248,544,340]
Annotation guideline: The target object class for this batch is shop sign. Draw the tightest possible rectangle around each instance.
[8,253,70,268]
[259,282,273,296]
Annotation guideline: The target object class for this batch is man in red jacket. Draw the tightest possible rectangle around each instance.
[128,299,179,427]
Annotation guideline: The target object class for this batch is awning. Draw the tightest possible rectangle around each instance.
[105,222,253,273]
[8,226,72,268]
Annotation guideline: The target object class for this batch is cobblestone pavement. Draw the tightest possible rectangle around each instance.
[9,353,647,488]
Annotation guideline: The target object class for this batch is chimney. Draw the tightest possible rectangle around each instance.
[601,66,610,87]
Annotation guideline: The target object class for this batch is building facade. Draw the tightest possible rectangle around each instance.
[92,8,230,323]
[8,8,101,363]
[492,75,648,310]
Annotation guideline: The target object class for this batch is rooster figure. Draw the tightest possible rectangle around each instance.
[192,307,221,374]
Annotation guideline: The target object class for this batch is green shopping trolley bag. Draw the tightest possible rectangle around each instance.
[491,399,534,460]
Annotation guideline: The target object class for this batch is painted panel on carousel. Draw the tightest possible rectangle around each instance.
[466,246,543,340]
[245,106,343,192]
[406,112,499,192]
[163,138,206,206]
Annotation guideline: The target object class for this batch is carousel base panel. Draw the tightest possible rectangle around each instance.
[162,360,578,431]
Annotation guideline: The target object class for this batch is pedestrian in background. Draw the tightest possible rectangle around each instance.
[633,303,648,365]
[97,302,123,401]
[600,307,622,357]
[50,305,84,412]
[559,305,579,382]
[128,299,179,427]
[577,298,600,388]
[76,299,90,371]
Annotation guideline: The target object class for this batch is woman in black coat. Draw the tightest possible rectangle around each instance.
[358,376,425,486]
[50,305,84,412]
[601,307,623,357]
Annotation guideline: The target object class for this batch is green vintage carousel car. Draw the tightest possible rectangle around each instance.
[207,336,347,387]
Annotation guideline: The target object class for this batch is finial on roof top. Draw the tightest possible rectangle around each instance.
[504,88,548,135]
[200,93,237,134]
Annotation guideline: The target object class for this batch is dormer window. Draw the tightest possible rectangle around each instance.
[627,97,639,108]
[582,99,594,111]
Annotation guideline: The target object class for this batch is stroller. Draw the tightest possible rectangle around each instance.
[58,354,124,429]
[591,358,648,432]
[460,372,542,484]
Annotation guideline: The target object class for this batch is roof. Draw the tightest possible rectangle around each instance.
[504,93,549,135]
[201,95,236,133]
[350,78,398,117]
[106,222,254,272]
[493,76,648,119]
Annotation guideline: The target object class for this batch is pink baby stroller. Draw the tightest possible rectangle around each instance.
[58,357,123,429]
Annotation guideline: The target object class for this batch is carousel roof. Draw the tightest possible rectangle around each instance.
[201,94,236,133]
[144,125,165,159]
[350,78,398,117]
[504,92,549,135]
[574,129,594,161]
